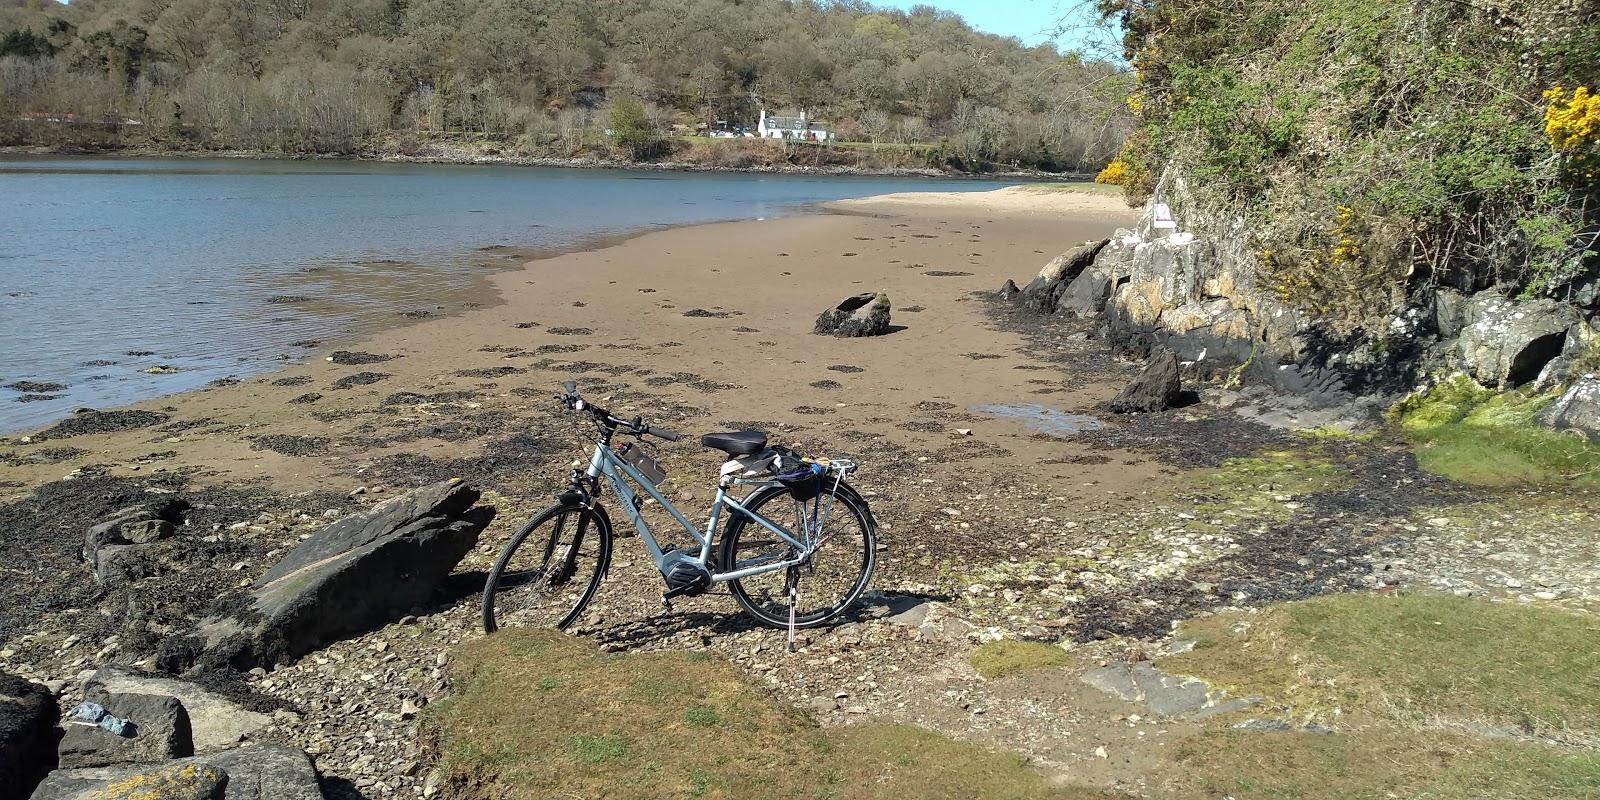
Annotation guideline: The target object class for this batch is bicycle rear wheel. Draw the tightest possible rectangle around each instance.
[481,502,612,633]
[719,481,876,629]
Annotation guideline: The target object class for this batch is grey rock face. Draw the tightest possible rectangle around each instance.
[1108,349,1183,413]
[81,670,268,754]
[1010,240,1111,315]
[1457,295,1582,387]
[1056,267,1113,318]
[58,692,192,769]
[1536,376,1600,441]
[29,743,320,800]
[996,279,1020,300]
[1,672,58,799]
[814,293,891,337]
[163,479,495,671]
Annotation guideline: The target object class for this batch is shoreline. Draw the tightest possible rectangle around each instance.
[0,143,1093,181]
[1,185,1125,439]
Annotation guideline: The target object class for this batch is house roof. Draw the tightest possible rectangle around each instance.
[763,115,831,131]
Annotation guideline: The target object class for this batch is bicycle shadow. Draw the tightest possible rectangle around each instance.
[584,589,952,650]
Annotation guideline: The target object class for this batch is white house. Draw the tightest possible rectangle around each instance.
[757,108,833,141]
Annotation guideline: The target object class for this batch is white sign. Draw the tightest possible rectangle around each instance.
[1151,202,1177,230]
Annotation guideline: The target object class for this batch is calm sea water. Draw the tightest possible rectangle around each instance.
[0,156,1009,433]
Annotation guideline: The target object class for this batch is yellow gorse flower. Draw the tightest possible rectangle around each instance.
[1543,85,1600,153]
[1095,159,1129,185]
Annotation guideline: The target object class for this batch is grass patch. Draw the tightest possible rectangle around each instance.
[1166,726,1600,800]
[424,629,1122,800]
[1391,374,1600,487]
[1161,592,1600,736]
[1014,181,1120,195]
[1189,450,1351,525]
[969,640,1071,679]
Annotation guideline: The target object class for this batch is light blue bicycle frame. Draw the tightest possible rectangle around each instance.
[584,443,817,582]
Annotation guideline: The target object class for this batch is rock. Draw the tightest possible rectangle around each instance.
[1,672,58,799]
[163,480,495,671]
[1456,295,1582,387]
[1535,376,1600,442]
[29,762,227,800]
[1108,348,1183,413]
[29,743,320,800]
[1080,662,1254,718]
[1016,276,1068,314]
[58,693,192,769]
[814,293,891,338]
[1038,239,1109,283]
[80,669,270,754]
[1056,266,1113,318]
[84,498,189,567]
[997,279,1020,300]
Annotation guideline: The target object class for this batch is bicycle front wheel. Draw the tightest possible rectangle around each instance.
[482,502,612,633]
[720,481,876,629]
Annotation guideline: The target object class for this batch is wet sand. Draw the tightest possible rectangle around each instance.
[0,186,1139,497]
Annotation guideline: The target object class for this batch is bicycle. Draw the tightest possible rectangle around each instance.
[481,381,878,648]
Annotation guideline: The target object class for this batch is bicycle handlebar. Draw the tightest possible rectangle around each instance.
[558,382,681,442]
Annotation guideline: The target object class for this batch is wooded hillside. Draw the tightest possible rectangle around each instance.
[0,0,1130,172]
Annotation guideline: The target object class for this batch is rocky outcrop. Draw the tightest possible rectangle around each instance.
[1015,239,1108,315]
[1108,349,1184,413]
[58,692,192,769]
[1,672,57,799]
[29,743,322,800]
[1537,377,1600,441]
[997,172,1599,412]
[160,479,495,672]
[80,669,269,754]
[1456,296,1583,387]
[814,293,891,337]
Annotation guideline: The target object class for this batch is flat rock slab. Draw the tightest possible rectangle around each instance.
[166,479,495,671]
[58,692,192,769]
[1080,662,1256,718]
[1,672,58,799]
[83,669,268,754]
[29,743,320,800]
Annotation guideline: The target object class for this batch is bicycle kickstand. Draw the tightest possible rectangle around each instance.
[786,572,799,654]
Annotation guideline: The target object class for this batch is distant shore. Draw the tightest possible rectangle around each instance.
[0,142,1095,181]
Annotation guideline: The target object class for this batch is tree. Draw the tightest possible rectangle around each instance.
[607,95,661,160]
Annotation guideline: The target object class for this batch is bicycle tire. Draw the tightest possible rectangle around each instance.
[482,502,612,634]
[719,481,876,629]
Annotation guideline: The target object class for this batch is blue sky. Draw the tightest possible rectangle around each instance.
[874,0,1109,52]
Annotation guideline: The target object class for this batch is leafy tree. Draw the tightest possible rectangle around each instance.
[607,95,661,159]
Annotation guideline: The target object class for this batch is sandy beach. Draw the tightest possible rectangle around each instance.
[1,186,1141,496]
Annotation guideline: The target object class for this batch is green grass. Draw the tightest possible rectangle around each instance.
[1155,592,1600,799]
[1014,181,1119,194]
[1161,592,1600,735]
[424,629,1124,800]
[1166,727,1600,800]
[1189,450,1352,525]
[968,640,1072,679]
[1391,374,1600,487]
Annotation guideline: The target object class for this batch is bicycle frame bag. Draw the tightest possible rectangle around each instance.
[617,442,667,486]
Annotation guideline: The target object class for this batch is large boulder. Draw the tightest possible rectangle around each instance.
[814,293,891,337]
[1456,295,1583,387]
[1011,239,1111,315]
[1,672,58,800]
[58,693,192,769]
[28,743,321,800]
[163,479,495,672]
[80,669,269,754]
[1536,376,1600,441]
[1108,349,1184,413]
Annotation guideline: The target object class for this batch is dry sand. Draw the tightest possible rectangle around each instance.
[1,186,1140,499]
